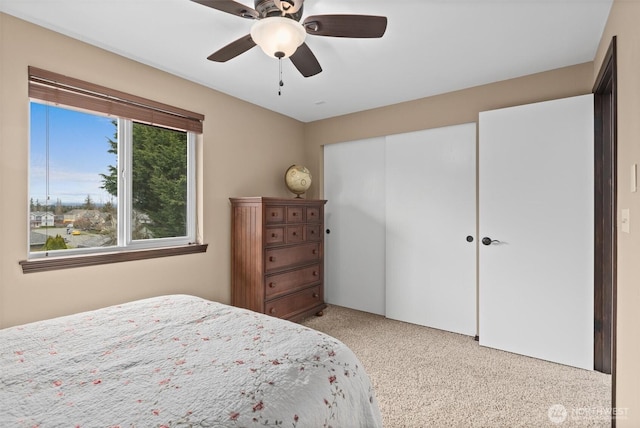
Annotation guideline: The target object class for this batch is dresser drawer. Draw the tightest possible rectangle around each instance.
[305,224,321,241]
[306,207,321,223]
[266,227,284,245]
[265,264,321,299]
[286,225,304,243]
[265,243,320,271]
[266,206,285,224]
[265,285,322,319]
[286,206,304,222]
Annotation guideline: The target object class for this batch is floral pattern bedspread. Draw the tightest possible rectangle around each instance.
[0,294,381,427]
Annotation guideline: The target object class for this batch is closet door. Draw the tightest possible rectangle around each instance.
[479,95,593,369]
[323,138,386,315]
[385,124,477,336]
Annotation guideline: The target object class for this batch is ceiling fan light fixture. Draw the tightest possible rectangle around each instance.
[274,0,303,14]
[250,17,306,59]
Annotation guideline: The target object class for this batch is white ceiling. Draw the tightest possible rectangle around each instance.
[1,0,612,122]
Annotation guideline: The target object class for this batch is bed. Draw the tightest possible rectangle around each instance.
[0,294,381,427]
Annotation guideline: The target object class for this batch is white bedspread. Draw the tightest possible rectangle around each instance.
[0,294,381,427]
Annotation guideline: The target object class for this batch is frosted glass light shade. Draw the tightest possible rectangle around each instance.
[250,17,306,58]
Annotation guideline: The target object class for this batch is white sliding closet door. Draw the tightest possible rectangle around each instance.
[324,138,386,315]
[479,95,593,369]
[385,124,477,336]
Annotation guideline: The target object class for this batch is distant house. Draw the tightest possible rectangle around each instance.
[30,211,54,228]
[65,209,108,231]
[64,210,84,224]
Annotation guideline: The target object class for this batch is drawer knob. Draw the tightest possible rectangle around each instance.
[292,232,297,236]
[312,271,318,276]
[271,233,277,238]
[313,293,319,298]
[269,256,276,262]
[268,282,276,288]
[270,308,276,314]
[271,212,276,217]
[312,249,317,255]
[292,212,298,216]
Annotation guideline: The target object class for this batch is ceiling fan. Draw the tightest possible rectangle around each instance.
[191,0,388,77]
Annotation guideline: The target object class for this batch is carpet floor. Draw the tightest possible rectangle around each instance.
[301,305,611,427]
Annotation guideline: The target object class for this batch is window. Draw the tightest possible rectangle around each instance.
[25,67,204,265]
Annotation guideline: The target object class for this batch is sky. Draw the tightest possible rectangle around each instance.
[30,102,117,206]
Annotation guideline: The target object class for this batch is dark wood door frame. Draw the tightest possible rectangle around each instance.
[593,35,617,423]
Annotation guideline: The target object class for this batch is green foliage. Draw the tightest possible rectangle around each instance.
[55,198,64,215]
[101,200,115,214]
[100,122,187,239]
[132,123,187,238]
[99,122,118,197]
[43,234,67,251]
[30,198,43,212]
[30,198,77,215]
[83,194,95,210]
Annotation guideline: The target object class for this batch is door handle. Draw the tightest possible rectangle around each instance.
[482,237,501,246]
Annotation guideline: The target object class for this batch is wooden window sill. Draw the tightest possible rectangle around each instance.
[19,244,208,274]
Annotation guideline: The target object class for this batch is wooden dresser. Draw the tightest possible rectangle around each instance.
[230,197,327,321]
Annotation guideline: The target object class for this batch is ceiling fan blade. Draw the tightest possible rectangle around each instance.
[289,43,322,77]
[207,34,256,62]
[303,15,387,38]
[190,0,259,19]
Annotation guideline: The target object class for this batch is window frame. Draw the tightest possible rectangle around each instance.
[119,118,197,251]
[21,68,206,272]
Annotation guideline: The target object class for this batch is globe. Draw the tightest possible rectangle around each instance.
[284,165,312,198]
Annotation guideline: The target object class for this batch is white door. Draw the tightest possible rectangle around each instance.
[479,95,594,370]
[323,138,386,315]
[385,124,477,336]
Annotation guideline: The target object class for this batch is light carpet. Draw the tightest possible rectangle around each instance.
[302,305,611,427]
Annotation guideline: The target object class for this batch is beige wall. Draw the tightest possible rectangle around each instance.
[0,13,305,327]
[2,2,639,423]
[594,0,640,425]
[303,63,594,199]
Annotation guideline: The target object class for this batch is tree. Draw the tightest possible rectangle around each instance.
[99,122,118,197]
[97,199,117,244]
[55,198,64,216]
[100,122,187,239]
[31,198,43,212]
[83,194,95,210]
[73,216,92,231]
[43,234,67,251]
[101,200,115,214]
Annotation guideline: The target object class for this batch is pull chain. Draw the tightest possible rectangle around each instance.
[278,56,284,96]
